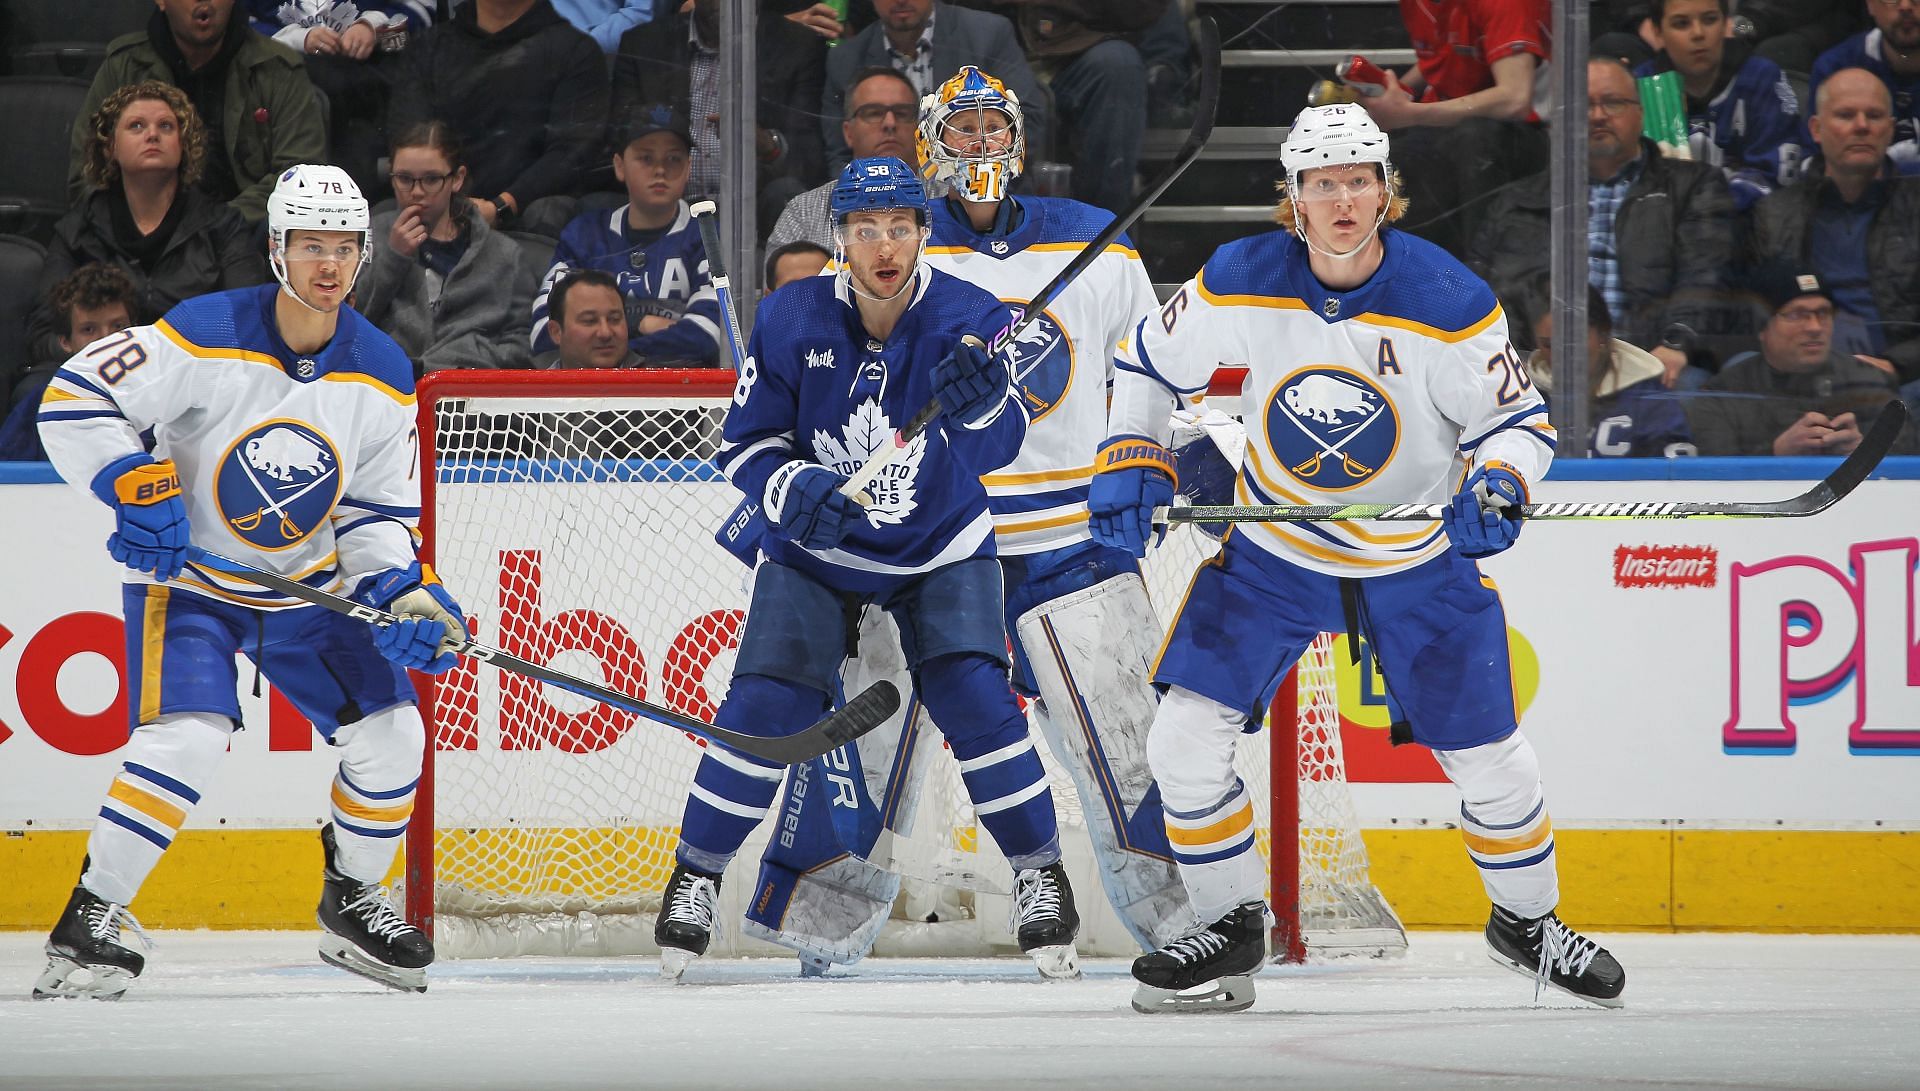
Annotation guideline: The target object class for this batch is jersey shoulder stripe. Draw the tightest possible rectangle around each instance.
[1193,230,1296,301]
[1358,232,1501,339]
[158,286,415,403]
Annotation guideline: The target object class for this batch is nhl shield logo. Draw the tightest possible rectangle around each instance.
[1323,298,1341,318]
[1001,301,1073,422]
[296,357,316,378]
[1266,368,1397,491]
[215,420,343,550]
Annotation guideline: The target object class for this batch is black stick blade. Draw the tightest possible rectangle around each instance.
[750,680,902,765]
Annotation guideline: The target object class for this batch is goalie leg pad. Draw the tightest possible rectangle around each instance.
[1015,568,1198,949]
[1432,729,1559,920]
[325,703,426,884]
[85,711,232,905]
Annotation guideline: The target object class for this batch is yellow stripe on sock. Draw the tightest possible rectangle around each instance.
[1165,802,1254,847]
[330,783,414,823]
[108,778,186,829]
[1463,817,1554,857]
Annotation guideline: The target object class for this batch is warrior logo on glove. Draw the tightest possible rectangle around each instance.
[1265,367,1399,491]
[215,420,342,549]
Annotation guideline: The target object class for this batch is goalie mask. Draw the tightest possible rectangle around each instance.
[267,164,371,312]
[916,66,1025,203]
[1277,104,1396,261]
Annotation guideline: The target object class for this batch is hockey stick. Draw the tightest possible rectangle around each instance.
[836,15,1224,503]
[687,200,750,371]
[181,547,900,764]
[1155,398,1907,524]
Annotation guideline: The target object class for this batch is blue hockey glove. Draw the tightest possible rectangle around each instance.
[766,461,863,551]
[713,496,768,569]
[97,456,191,581]
[1442,462,1528,559]
[1087,436,1177,558]
[932,336,1009,428]
[351,562,468,674]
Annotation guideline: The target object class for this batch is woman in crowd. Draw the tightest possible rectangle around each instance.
[354,120,536,374]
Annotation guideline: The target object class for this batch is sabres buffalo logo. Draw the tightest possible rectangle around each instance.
[215,420,342,550]
[1001,301,1072,423]
[1266,368,1398,491]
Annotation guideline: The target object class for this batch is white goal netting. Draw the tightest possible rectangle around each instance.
[407,370,1402,961]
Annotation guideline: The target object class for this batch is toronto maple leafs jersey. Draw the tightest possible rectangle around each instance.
[719,266,1024,594]
[1111,228,1556,578]
[531,201,722,362]
[38,285,422,609]
[923,196,1161,555]
[1634,51,1803,209]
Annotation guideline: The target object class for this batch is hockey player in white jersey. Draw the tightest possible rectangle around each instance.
[31,165,464,998]
[1094,105,1627,1012]
[741,66,1199,974]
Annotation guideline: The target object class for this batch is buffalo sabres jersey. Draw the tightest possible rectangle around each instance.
[38,285,422,608]
[531,200,722,362]
[923,196,1160,555]
[1112,228,1556,578]
[720,266,1024,594]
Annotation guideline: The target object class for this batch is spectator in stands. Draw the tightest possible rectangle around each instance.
[1349,0,1551,257]
[968,1,1166,214]
[767,67,917,252]
[1634,0,1804,211]
[533,269,641,368]
[1688,266,1918,455]
[1751,68,1920,397]
[1470,57,1736,388]
[532,106,722,365]
[244,0,432,192]
[821,1,1047,175]
[1740,0,1868,75]
[388,0,608,236]
[68,0,326,224]
[612,0,825,229]
[552,0,654,52]
[355,121,536,375]
[0,265,137,462]
[30,82,264,371]
[1521,284,1694,458]
[765,240,831,292]
[1811,0,1920,171]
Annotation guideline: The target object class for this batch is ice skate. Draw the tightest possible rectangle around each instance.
[1485,905,1626,1008]
[656,862,720,982]
[1130,901,1268,1014]
[32,884,150,1001]
[1012,863,1081,980]
[317,824,432,993]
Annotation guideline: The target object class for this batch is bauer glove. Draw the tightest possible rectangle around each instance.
[352,562,468,674]
[95,455,192,582]
[1088,436,1176,558]
[766,460,862,551]
[1442,462,1527,559]
[932,336,1010,428]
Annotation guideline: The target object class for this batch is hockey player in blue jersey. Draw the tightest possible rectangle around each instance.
[740,66,1197,977]
[530,105,724,363]
[1095,106,1626,1012]
[1634,0,1804,210]
[654,157,1084,981]
[31,165,465,999]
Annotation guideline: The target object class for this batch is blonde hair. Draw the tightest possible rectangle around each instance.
[84,81,206,189]
[1272,165,1408,238]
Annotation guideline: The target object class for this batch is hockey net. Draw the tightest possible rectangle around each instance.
[405,370,1403,961]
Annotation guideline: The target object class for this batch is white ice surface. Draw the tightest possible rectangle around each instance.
[3,930,1917,1090]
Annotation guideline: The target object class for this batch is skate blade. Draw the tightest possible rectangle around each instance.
[318,936,427,993]
[660,946,698,982]
[1026,943,1081,981]
[31,956,132,1001]
[1486,948,1625,1009]
[1130,975,1256,1014]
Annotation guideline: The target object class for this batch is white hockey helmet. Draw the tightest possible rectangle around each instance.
[1279,104,1390,188]
[267,164,371,309]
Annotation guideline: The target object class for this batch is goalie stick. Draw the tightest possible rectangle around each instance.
[1155,398,1907,525]
[837,15,1224,504]
[182,547,900,764]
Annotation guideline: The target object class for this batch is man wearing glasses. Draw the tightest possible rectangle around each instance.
[768,67,922,253]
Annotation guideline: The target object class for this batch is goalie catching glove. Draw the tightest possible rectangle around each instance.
[94,454,191,581]
[766,460,863,550]
[1442,462,1527,559]
[1088,436,1177,558]
[351,562,468,674]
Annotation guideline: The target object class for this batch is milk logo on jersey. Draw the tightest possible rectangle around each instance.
[1267,368,1398,491]
[215,420,343,550]
[812,399,924,526]
[806,347,836,370]
[1000,301,1072,422]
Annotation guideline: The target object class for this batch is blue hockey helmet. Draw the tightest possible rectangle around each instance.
[830,156,928,225]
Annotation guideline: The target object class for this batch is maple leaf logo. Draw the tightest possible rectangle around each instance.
[812,399,924,526]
